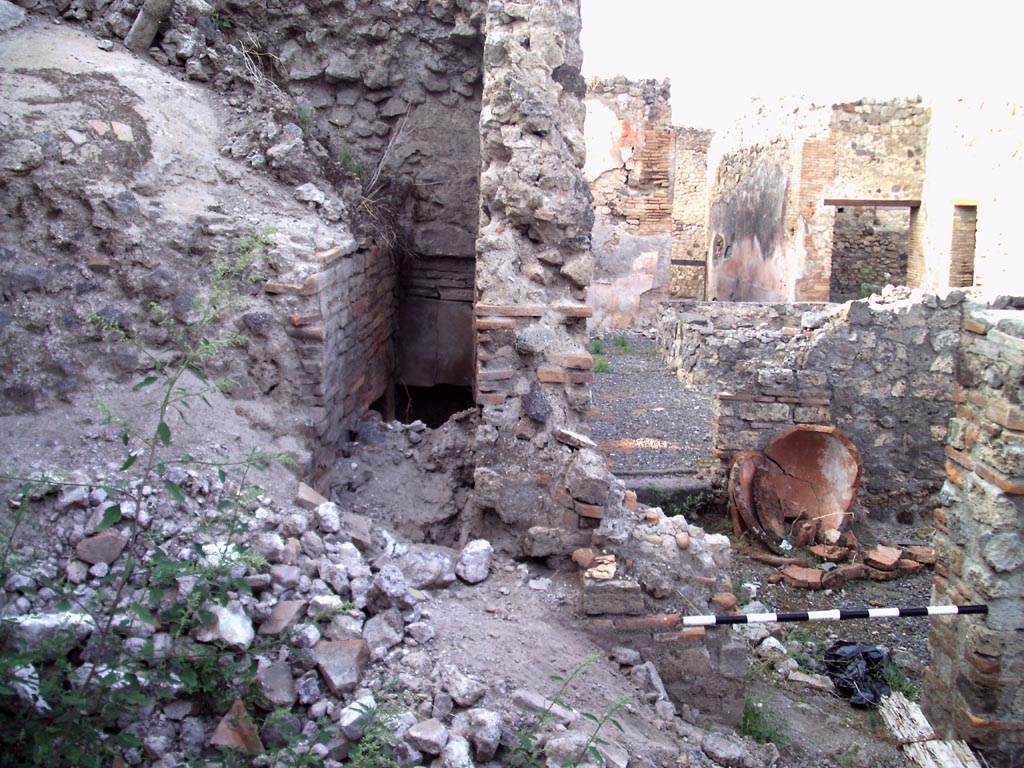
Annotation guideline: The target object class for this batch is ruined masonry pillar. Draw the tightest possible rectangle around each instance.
[471,1,617,540]
[925,301,1024,767]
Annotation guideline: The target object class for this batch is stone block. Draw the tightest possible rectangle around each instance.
[737,401,791,422]
[75,530,128,565]
[314,639,370,695]
[581,579,645,616]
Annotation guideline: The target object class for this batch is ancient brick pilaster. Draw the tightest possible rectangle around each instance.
[264,241,397,483]
[925,301,1024,767]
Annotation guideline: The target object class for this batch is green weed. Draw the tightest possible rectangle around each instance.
[881,663,919,702]
[612,334,629,352]
[738,697,786,745]
[592,356,611,374]
[296,107,314,136]
[506,655,630,768]
[0,227,286,767]
[588,337,605,354]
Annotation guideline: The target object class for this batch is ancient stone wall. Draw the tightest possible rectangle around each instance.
[658,290,965,520]
[706,97,931,303]
[829,206,909,301]
[910,98,1024,297]
[925,299,1024,766]
[829,98,929,200]
[470,0,611,543]
[263,0,486,394]
[584,78,674,330]
[669,127,712,299]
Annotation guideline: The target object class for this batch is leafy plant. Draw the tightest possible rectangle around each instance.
[212,12,233,30]
[881,663,919,701]
[0,227,282,767]
[571,693,630,767]
[588,337,605,355]
[346,695,402,768]
[296,107,314,136]
[738,697,786,745]
[507,656,598,767]
[506,655,630,768]
[611,334,629,352]
[592,356,611,374]
[337,148,365,178]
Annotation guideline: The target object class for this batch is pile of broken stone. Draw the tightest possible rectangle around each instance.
[1,463,780,768]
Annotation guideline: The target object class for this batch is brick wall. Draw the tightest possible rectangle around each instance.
[264,241,397,481]
[949,205,978,288]
[924,300,1024,766]
[585,78,676,328]
[794,135,836,301]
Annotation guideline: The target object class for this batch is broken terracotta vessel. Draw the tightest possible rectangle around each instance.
[728,425,862,552]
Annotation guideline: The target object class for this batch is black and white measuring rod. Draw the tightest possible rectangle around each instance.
[681,604,988,627]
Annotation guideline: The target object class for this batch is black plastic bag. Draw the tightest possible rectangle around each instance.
[823,641,892,708]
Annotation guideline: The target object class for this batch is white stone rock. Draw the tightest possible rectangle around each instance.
[439,733,473,768]
[315,502,342,533]
[405,718,449,755]
[338,694,376,740]
[755,636,787,659]
[455,539,493,584]
[192,601,254,650]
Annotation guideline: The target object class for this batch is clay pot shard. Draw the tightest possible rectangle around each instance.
[727,425,862,550]
[763,425,862,545]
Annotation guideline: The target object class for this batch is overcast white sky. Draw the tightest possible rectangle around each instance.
[579,0,1016,129]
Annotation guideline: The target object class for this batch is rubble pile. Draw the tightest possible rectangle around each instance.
[1,444,779,767]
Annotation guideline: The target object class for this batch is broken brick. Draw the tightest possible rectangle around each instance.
[864,544,903,571]
[779,565,823,589]
[210,699,264,754]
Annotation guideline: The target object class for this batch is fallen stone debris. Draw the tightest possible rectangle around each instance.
[0,458,785,768]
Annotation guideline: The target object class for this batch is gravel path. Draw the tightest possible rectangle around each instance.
[588,330,713,474]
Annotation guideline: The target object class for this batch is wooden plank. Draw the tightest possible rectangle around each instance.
[823,198,921,208]
[879,692,983,768]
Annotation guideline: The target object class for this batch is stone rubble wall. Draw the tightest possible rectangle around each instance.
[706,97,929,303]
[829,97,929,200]
[925,299,1024,766]
[470,0,604,538]
[658,291,965,520]
[829,206,909,301]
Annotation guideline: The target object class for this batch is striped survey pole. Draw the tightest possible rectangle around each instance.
[610,606,987,634]
[680,604,988,627]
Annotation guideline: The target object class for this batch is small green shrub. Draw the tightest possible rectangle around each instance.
[881,663,919,702]
[346,696,402,768]
[506,655,630,768]
[337,148,365,178]
[592,356,611,374]
[739,697,786,745]
[612,334,629,351]
[296,107,314,136]
[588,337,605,354]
